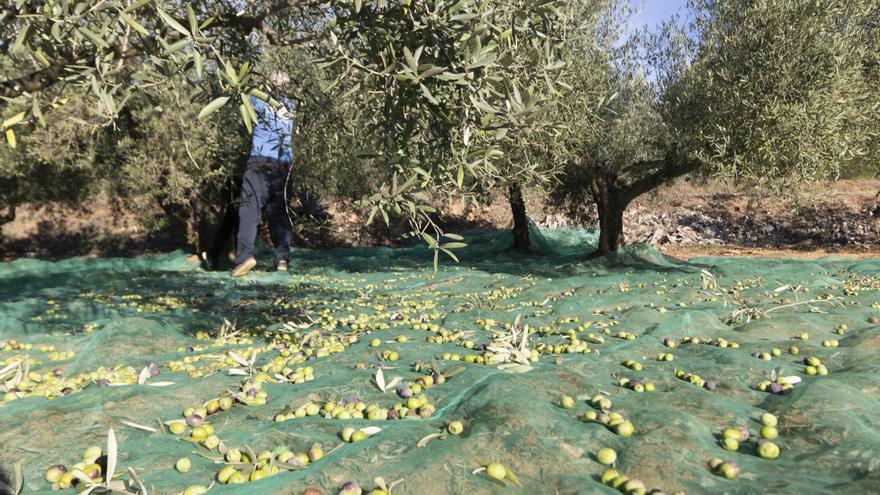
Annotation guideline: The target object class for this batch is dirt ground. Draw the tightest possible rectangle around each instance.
[1,179,878,261]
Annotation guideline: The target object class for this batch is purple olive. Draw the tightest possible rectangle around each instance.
[704,381,718,391]
[769,383,783,394]
[186,413,204,427]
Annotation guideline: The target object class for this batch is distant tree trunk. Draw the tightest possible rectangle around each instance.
[0,205,14,226]
[507,183,534,254]
[588,172,629,258]
[582,154,701,259]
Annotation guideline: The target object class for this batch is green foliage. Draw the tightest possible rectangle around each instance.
[1,0,573,259]
[318,0,570,251]
[660,0,880,184]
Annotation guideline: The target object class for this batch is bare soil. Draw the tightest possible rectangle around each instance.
[1,179,878,261]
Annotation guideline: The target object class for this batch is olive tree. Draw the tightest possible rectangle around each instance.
[555,0,880,257]
[663,0,880,185]
[1,0,568,263]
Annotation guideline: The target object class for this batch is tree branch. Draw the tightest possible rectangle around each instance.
[0,55,73,99]
[622,153,701,202]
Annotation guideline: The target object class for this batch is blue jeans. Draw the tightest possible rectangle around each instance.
[235,165,292,265]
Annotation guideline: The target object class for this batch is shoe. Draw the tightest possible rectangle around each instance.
[276,260,289,272]
[232,257,257,277]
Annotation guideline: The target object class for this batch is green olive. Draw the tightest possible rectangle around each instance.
[447,421,464,435]
[183,485,208,495]
[760,426,778,439]
[44,465,67,484]
[560,395,575,409]
[217,465,237,484]
[615,421,634,437]
[175,458,191,473]
[757,441,780,459]
[761,413,778,427]
[485,462,506,480]
[596,447,617,465]
[168,421,186,435]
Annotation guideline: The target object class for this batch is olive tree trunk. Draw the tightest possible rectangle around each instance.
[584,155,701,258]
[507,183,534,254]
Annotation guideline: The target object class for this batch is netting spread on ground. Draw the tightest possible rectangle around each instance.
[1,228,879,495]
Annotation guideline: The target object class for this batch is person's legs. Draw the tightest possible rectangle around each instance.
[204,177,240,270]
[234,169,269,267]
[265,170,293,267]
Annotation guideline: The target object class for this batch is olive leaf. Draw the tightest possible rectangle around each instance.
[120,420,158,433]
[12,461,22,495]
[2,112,26,128]
[228,351,252,367]
[137,366,150,384]
[375,367,386,391]
[360,426,382,437]
[416,432,443,447]
[5,128,16,149]
[197,96,230,120]
[127,467,148,495]
[106,428,117,482]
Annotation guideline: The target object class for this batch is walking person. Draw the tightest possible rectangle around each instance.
[231,98,294,277]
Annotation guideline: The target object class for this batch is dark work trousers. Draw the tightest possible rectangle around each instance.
[235,166,292,266]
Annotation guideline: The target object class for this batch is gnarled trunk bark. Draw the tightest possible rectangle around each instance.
[587,172,630,259]
[507,183,534,254]
[582,153,702,259]
[593,194,627,257]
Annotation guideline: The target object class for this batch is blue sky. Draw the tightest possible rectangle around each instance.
[628,0,689,33]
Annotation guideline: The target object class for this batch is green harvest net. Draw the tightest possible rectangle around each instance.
[1,227,879,495]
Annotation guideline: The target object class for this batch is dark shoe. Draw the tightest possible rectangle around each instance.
[276,260,289,272]
[232,257,257,278]
[201,251,219,271]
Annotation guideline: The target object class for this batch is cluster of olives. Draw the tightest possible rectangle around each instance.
[618,377,656,393]
[214,445,324,485]
[718,413,781,460]
[535,338,592,355]
[43,445,107,489]
[621,359,643,371]
[803,356,829,375]
[599,468,677,494]
[614,331,637,341]
[332,480,393,495]
[3,364,138,402]
[340,427,375,443]
[679,336,740,349]
[674,369,718,391]
[420,326,467,344]
[379,349,400,361]
[821,339,839,348]
[655,352,674,362]
[755,376,795,394]
[708,458,740,479]
[582,409,635,437]
[437,352,496,365]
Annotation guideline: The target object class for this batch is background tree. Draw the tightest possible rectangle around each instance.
[1,0,569,263]
[554,0,880,257]
[661,0,880,185]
